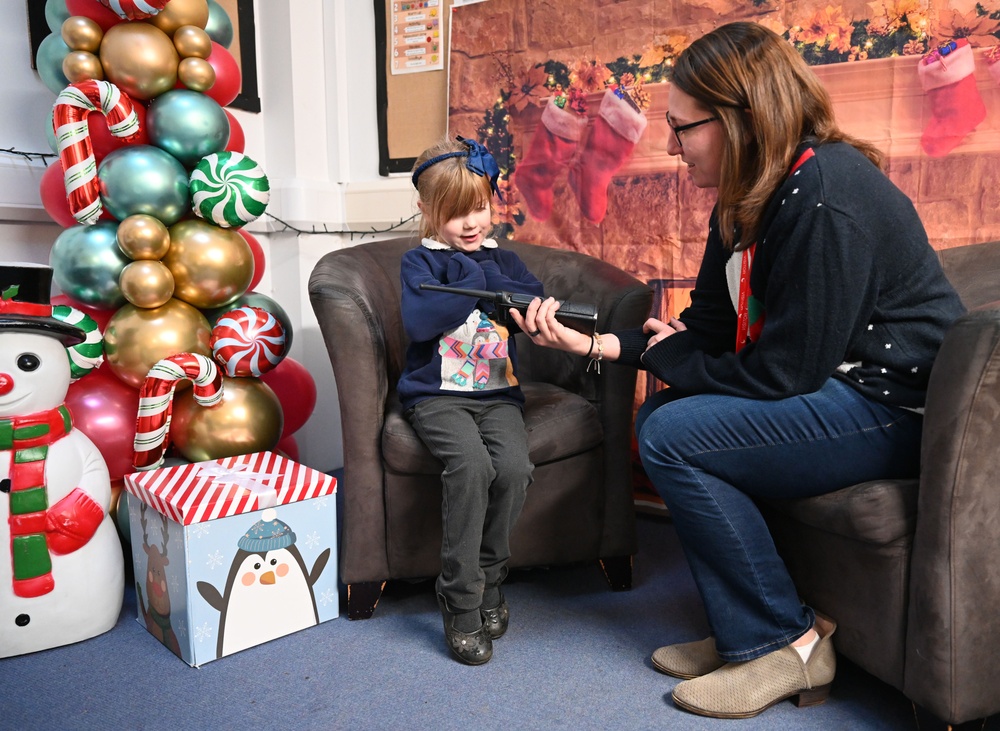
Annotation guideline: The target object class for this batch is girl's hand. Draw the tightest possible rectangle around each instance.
[509,297,592,356]
[643,317,686,351]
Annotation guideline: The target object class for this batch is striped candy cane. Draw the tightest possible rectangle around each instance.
[132,353,224,472]
[52,80,141,225]
[97,0,172,20]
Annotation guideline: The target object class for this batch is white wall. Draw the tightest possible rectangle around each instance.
[0,1,419,472]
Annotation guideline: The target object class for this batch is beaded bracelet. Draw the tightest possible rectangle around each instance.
[586,332,604,373]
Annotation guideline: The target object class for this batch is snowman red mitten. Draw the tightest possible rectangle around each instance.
[513,98,587,221]
[918,38,986,157]
[45,488,105,554]
[568,89,648,224]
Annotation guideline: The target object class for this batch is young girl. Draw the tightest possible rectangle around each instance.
[398,136,544,665]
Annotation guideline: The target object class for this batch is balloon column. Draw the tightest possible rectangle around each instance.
[35,0,316,490]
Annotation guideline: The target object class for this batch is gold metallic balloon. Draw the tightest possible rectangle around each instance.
[117,214,171,260]
[148,0,210,35]
[177,57,215,92]
[170,376,284,462]
[173,25,212,58]
[62,16,103,52]
[119,260,175,309]
[103,298,212,389]
[163,219,253,310]
[62,50,105,82]
[99,23,178,101]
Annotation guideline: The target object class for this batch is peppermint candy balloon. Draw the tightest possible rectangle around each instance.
[97,0,171,20]
[189,151,270,228]
[53,305,104,381]
[210,306,287,378]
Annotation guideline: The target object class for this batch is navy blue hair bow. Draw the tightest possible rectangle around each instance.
[411,136,503,199]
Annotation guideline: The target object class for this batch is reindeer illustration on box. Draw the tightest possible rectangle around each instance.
[136,502,181,657]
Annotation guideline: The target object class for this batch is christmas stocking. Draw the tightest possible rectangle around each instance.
[918,39,985,157]
[513,99,587,221]
[569,89,648,224]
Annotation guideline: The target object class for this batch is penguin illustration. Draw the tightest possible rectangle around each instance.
[197,508,330,658]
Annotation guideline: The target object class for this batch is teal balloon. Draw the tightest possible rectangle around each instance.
[205,0,235,49]
[204,291,293,354]
[36,32,70,95]
[45,0,70,34]
[50,222,129,309]
[147,90,230,167]
[98,145,191,225]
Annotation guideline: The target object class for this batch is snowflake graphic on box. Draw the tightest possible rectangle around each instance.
[206,550,226,570]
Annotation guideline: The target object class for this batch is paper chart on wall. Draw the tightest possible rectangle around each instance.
[390,0,444,75]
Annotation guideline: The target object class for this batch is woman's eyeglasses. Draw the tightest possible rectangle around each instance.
[666,114,718,148]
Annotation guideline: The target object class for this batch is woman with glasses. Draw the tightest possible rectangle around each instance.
[512,21,964,719]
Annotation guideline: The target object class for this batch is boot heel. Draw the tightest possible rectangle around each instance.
[795,684,831,708]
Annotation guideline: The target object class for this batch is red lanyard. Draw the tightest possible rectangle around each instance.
[734,147,816,352]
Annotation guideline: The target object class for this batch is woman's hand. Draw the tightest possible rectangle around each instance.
[643,317,686,351]
[509,297,592,356]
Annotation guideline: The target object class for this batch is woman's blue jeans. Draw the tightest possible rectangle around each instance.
[636,377,922,661]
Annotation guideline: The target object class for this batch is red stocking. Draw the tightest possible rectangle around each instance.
[513,99,587,221]
[918,39,985,158]
[569,90,648,224]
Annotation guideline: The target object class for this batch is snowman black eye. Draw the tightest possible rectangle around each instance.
[17,353,41,372]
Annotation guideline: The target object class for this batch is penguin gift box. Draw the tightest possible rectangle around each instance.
[0,263,125,658]
[123,451,339,666]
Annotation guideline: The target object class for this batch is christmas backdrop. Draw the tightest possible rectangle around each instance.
[447,0,1000,506]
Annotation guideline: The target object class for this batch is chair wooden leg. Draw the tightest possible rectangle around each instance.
[347,581,386,620]
[599,555,633,591]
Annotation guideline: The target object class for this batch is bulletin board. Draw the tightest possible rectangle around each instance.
[374,0,453,175]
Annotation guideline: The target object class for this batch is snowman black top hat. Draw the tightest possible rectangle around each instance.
[0,263,85,346]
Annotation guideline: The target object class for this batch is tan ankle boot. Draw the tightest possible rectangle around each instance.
[651,637,725,679]
[671,616,837,719]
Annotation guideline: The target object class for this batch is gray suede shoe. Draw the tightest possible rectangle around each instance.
[651,637,725,679]
[671,616,837,719]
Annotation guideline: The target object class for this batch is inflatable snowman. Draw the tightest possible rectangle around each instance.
[0,263,124,658]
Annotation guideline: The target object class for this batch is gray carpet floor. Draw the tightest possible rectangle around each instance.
[2,512,993,730]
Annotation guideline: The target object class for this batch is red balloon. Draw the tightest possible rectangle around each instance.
[90,101,149,163]
[276,434,300,462]
[260,357,317,438]
[224,110,245,153]
[204,42,241,107]
[40,161,77,228]
[51,295,118,332]
[236,228,265,290]
[65,367,141,481]
[65,0,124,31]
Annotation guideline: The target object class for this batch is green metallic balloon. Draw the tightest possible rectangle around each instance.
[147,89,230,167]
[50,222,129,309]
[45,0,71,34]
[204,0,234,49]
[36,32,71,95]
[98,145,191,225]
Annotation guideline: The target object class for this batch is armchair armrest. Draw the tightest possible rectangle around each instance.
[904,303,1000,722]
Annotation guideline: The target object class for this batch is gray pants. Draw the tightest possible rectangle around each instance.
[408,396,533,614]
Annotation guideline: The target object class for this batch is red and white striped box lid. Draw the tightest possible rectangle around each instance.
[123,451,337,526]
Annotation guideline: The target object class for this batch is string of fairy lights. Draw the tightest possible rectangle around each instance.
[2,146,420,239]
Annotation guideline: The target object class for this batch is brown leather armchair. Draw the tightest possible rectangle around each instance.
[761,240,1000,725]
[308,236,653,619]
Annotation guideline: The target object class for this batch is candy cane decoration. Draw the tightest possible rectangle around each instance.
[132,353,224,471]
[53,79,141,225]
[97,0,172,20]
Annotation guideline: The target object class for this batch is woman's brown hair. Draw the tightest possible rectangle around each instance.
[412,137,494,241]
[671,22,884,250]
